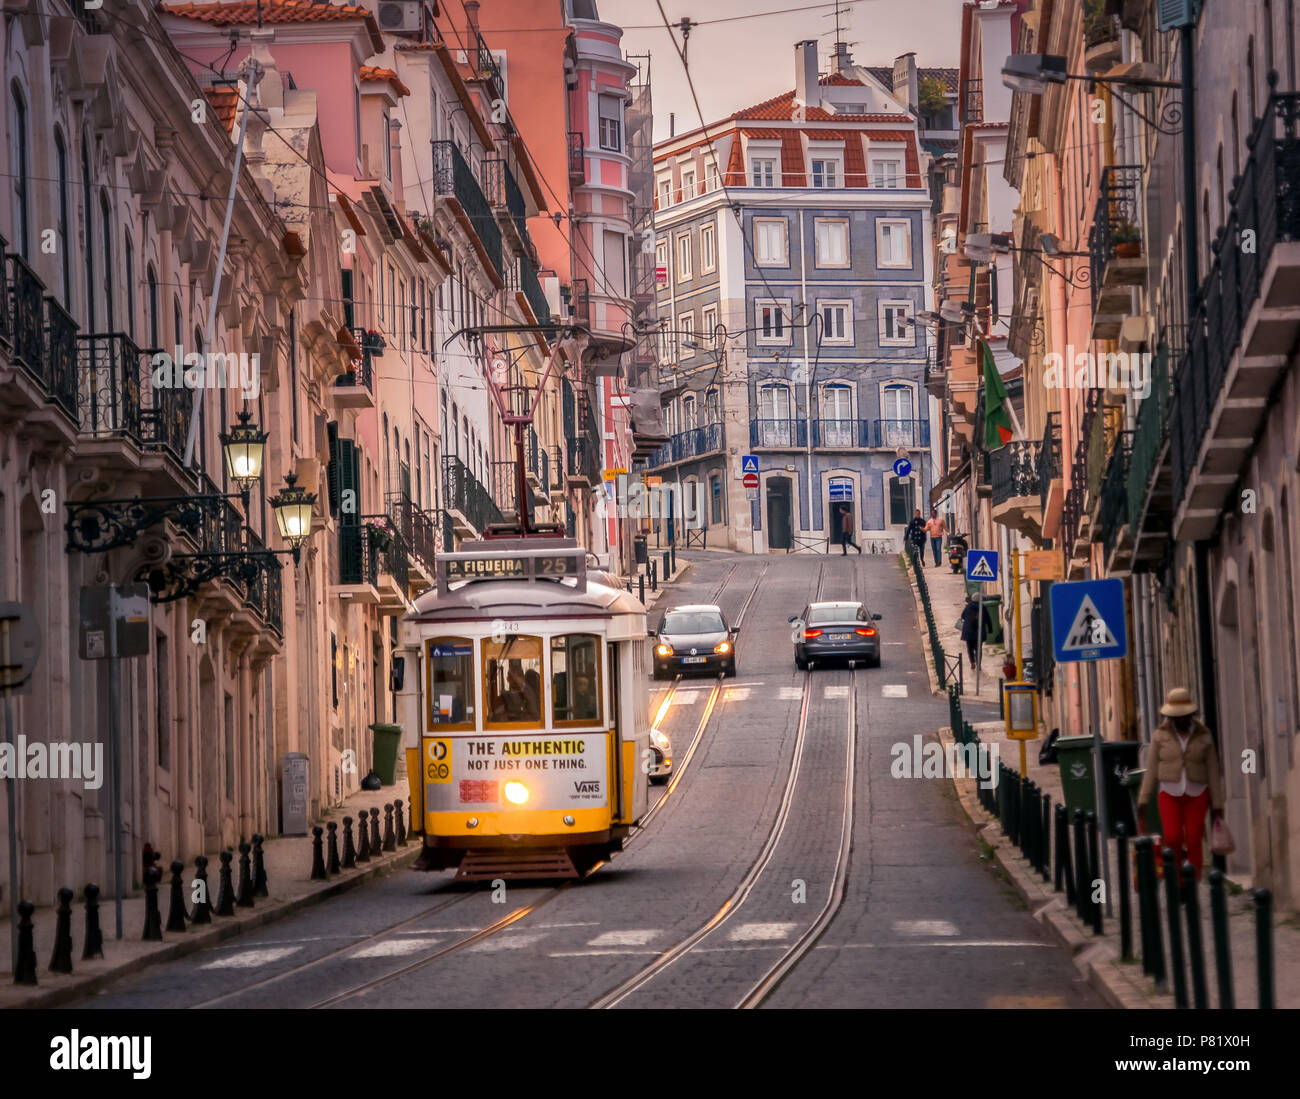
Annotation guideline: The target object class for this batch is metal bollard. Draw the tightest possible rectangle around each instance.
[1181,861,1208,1008]
[394,799,408,847]
[236,841,255,907]
[1161,848,1188,1008]
[49,887,75,974]
[142,865,164,941]
[1056,804,1070,897]
[311,826,328,880]
[166,860,189,932]
[650,560,658,592]
[191,856,213,925]
[82,883,104,960]
[1135,837,1166,989]
[252,834,269,898]
[356,810,371,862]
[214,851,236,917]
[638,573,645,603]
[1072,809,1090,922]
[342,816,357,868]
[383,803,397,852]
[1254,888,1274,1010]
[1086,810,1103,935]
[1208,870,1233,1009]
[370,808,382,857]
[14,900,37,985]
[662,551,670,584]
[326,821,341,875]
[1041,793,1052,883]
[1116,825,1132,962]
[671,544,677,574]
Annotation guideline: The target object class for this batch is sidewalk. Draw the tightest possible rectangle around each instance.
[0,775,419,1008]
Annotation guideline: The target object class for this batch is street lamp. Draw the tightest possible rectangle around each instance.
[219,410,268,494]
[270,473,317,564]
[1000,52,1179,94]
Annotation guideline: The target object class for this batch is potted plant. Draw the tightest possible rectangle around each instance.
[1112,219,1142,258]
[1084,0,1117,47]
[361,328,386,355]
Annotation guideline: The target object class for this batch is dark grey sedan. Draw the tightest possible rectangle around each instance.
[653,604,738,679]
[790,601,882,669]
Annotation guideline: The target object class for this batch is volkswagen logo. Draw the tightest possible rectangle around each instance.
[690,648,697,655]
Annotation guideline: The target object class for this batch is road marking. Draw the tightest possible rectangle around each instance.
[893,919,958,936]
[882,684,909,697]
[884,642,907,646]
[587,929,661,947]
[466,931,547,952]
[548,949,664,957]
[723,688,750,701]
[986,994,1067,1007]
[672,691,702,705]
[350,937,441,958]
[728,922,797,942]
[814,940,1051,950]
[200,946,302,969]
[823,685,849,699]
[778,687,803,700]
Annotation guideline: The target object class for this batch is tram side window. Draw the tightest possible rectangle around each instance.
[552,634,602,725]
[483,636,544,728]
[427,638,475,729]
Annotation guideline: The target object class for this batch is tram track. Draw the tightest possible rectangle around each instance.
[295,562,771,1009]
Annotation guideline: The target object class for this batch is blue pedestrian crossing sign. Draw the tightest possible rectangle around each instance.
[1050,579,1128,662]
[965,548,999,582]
[741,455,759,474]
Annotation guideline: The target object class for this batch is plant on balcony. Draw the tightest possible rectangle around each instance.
[367,521,395,555]
[1112,219,1142,258]
[1084,0,1117,47]
[361,329,386,354]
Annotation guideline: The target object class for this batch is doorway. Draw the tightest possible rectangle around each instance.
[766,477,793,550]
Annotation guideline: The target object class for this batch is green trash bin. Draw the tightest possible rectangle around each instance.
[369,722,402,786]
[1122,769,1163,835]
[1055,734,1097,818]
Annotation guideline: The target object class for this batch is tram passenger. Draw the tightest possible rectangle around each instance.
[573,674,598,721]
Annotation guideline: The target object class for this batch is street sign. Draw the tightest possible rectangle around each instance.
[1024,550,1064,581]
[743,472,759,490]
[741,455,758,474]
[1004,681,1039,740]
[603,468,625,481]
[828,478,853,501]
[745,488,759,501]
[79,585,151,661]
[1050,578,1128,662]
[892,458,912,478]
[965,548,999,582]
[646,476,663,486]
[0,602,40,693]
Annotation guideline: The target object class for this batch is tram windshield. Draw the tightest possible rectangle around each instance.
[483,636,544,727]
[661,610,726,634]
[427,638,475,729]
[552,634,602,725]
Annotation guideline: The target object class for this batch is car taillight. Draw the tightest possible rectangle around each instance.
[855,628,877,637]
[803,629,823,638]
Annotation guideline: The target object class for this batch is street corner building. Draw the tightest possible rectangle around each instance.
[0,0,646,912]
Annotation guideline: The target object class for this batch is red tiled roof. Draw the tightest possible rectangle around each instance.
[820,72,864,86]
[778,133,805,187]
[736,127,787,140]
[360,66,410,97]
[159,1,383,53]
[204,86,239,135]
[865,66,961,94]
[732,87,912,123]
[724,134,745,187]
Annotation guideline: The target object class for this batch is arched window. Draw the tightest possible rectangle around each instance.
[9,84,29,258]
[100,192,114,330]
[147,266,159,347]
[822,383,853,446]
[757,384,791,446]
[705,387,720,424]
[881,383,915,447]
[82,139,96,329]
[54,129,71,304]
[682,393,697,431]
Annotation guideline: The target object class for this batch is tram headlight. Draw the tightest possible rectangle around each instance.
[655,643,673,657]
[503,781,530,805]
[650,728,670,751]
[713,641,732,654]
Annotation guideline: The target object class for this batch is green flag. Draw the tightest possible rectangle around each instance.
[981,339,1014,449]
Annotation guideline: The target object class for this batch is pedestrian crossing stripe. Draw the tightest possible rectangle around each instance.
[968,556,994,579]
[1060,594,1116,651]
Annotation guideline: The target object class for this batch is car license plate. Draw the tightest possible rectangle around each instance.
[682,656,707,664]
[829,633,852,641]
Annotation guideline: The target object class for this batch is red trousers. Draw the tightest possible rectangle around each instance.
[1157,789,1210,881]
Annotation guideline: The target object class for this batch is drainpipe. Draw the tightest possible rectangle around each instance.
[798,213,812,536]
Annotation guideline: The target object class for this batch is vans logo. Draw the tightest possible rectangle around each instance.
[573,780,601,794]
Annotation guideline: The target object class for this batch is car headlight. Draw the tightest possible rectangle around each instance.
[714,641,732,654]
[656,643,673,657]
[503,781,529,805]
[650,728,670,751]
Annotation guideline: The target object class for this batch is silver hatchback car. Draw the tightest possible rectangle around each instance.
[790,601,883,669]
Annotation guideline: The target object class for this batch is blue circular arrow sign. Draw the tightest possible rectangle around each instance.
[892,458,912,478]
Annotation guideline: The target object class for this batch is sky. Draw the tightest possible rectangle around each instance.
[597,0,968,143]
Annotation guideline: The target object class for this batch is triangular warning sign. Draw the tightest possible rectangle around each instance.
[1062,594,1116,650]
[969,555,995,579]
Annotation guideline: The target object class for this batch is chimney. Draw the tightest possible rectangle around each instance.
[831,41,852,76]
[465,0,481,46]
[669,112,676,137]
[794,40,819,107]
[893,52,919,112]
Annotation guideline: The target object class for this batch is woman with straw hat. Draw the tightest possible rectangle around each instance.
[1137,687,1226,881]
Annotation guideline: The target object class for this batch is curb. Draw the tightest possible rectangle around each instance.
[7,845,421,1009]
[939,722,1161,1010]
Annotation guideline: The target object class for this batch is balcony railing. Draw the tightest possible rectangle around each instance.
[0,236,10,347]
[571,278,590,324]
[7,252,47,384]
[443,454,504,533]
[1171,89,1300,513]
[565,402,602,483]
[1085,406,1109,505]
[380,527,409,593]
[431,140,503,279]
[78,333,144,439]
[1126,337,1173,537]
[651,422,724,466]
[483,156,533,255]
[519,258,551,324]
[873,419,930,448]
[337,328,379,392]
[1088,164,1145,317]
[44,296,79,421]
[750,418,808,449]
[242,528,284,636]
[338,523,379,588]
[1099,430,1134,560]
[549,444,565,491]
[963,78,984,124]
[990,440,1043,506]
[1039,411,1062,515]
[567,131,585,182]
[385,491,437,576]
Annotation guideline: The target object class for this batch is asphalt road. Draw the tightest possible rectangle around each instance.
[71,550,1100,1010]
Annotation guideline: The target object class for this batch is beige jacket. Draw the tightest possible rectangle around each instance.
[1137,718,1225,810]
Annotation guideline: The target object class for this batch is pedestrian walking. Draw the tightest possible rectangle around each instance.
[1136,688,1228,882]
[839,504,861,555]
[924,508,947,567]
[959,594,993,669]
[905,508,927,564]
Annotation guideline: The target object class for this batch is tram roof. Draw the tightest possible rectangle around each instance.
[407,573,645,622]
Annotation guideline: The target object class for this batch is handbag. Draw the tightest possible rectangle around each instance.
[954,619,964,632]
[1211,816,1236,855]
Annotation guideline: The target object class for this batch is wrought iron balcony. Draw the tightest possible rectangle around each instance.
[750,418,808,449]
[1099,430,1134,568]
[385,491,438,578]
[443,454,505,534]
[1085,406,1109,508]
[872,419,930,448]
[650,422,724,466]
[431,140,504,279]
[483,156,535,259]
[241,528,284,636]
[567,131,585,183]
[0,236,10,348]
[565,403,602,484]
[1170,87,1300,539]
[1038,410,1062,517]
[78,332,143,440]
[812,418,865,448]
[1125,336,1175,569]
[519,258,551,325]
[7,252,47,386]
[1089,165,1146,336]
[44,296,79,421]
[962,79,983,124]
[990,440,1042,507]
[570,278,590,325]
[338,523,380,590]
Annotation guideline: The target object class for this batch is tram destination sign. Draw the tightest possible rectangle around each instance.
[438,541,588,593]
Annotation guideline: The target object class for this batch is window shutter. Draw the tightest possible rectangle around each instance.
[336,438,360,526]
[326,420,341,517]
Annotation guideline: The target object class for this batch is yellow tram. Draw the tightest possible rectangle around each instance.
[397,536,651,880]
